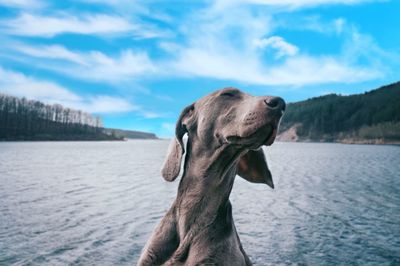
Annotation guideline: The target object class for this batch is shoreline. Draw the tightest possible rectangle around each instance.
[0,138,162,142]
[277,139,400,146]
[1,138,397,146]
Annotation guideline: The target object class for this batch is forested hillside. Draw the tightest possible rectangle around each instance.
[103,128,157,139]
[278,82,400,144]
[0,94,121,140]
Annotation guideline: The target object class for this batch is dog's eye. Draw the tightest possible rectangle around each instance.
[220,90,239,98]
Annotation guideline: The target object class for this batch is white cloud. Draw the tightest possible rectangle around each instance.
[1,13,131,37]
[14,45,156,83]
[213,0,380,9]
[273,15,349,36]
[163,4,382,86]
[0,67,80,102]
[164,7,270,83]
[264,55,382,85]
[334,18,346,34]
[79,50,156,82]
[252,0,377,6]
[342,27,394,62]
[16,44,88,65]
[0,13,167,38]
[171,47,267,84]
[77,0,174,23]
[0,67,137,113]
[0,0,44,9]
[72,95,137,113]
[254,36,299,58]
[1,1,388,87]
[171,47,381,86]
[141,111,165,119]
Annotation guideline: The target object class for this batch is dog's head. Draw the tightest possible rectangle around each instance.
[161,88,285,188]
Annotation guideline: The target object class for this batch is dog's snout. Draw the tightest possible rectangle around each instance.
[264,97,286,111]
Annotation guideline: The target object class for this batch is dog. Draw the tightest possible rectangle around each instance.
[138,88,285,265]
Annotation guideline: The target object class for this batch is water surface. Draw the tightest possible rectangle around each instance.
[0,141,399,265]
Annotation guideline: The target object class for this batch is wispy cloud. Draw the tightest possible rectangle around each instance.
[264,55,381,85]
[141,111,166,119]
[162,4,382,86]
[170,47,266,84]
[64,50,156,83]
[276,16,348,35]
[0,66,80,102]
[334,18,346,34]
[73,95,137,113]
[0,13,132,37]
[77,0,174,23]
[4,3,387,87]
[254,36,299,58]
[14,45,156,83]
[1,0,387,88]
[0,12,169,38]
[0,67,137,113]
[170,49,380,85]
[341,27,400,65]
[213,0,381,9]
[16,44,88,65]
[0,0,44,9]
[261,0,379,6]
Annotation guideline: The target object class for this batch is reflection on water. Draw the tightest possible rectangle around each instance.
[0,141,399,265]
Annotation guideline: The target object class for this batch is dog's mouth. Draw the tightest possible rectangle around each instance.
[226,123,278,148]
[264,127,277,146]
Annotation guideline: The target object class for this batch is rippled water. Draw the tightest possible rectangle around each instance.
[0,141,399,265]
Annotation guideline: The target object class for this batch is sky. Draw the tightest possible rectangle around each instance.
[0,0,399,137]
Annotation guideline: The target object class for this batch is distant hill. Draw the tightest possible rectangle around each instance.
[278,81,400,144]
[103,128,157,139]
[0,93,157,141]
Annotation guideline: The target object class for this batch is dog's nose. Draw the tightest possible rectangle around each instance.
[264,97,286,111]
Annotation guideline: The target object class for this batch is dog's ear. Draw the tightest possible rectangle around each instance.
[237,148,274,189]
[161,104,195,182]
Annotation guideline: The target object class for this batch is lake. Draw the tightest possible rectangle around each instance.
[0,141,399,265]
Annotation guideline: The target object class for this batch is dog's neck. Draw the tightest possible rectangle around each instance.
[173,138,243,240]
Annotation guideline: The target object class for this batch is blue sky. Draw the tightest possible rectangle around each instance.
[0,0,399,137]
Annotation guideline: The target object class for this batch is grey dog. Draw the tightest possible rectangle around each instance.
[138,88,285,265]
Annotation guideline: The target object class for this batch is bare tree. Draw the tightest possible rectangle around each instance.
[0,93,107,140]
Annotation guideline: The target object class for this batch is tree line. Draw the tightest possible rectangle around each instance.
[0,93,120,140]
[280,81,400,141]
